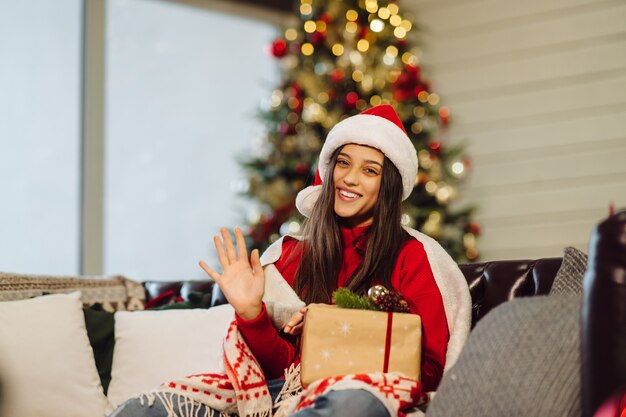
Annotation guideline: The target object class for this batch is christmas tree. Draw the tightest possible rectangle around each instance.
[240,0,480,262]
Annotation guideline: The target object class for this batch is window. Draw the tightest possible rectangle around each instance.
[0,0,278,279]
[0,0,82,274]
[104,0,278,279]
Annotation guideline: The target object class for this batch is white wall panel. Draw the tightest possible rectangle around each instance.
[415,0,617,34]
[469,147,626,187]
[408,0,626,260]
[421,2,626,66]
[433,39,626,96]
[449,75,626,124]
[453,111,626,153]
[462,182,622,220]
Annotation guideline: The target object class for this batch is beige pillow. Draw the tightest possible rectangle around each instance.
[107,305,234,407]
[0,292,112,417]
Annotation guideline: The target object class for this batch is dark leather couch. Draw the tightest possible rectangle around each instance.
[143,210,626,416]
[139,211,625,417]
[144,257,563,329]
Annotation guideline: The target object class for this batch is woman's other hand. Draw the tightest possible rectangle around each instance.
[198,227,264,320]
[283,307,307,335]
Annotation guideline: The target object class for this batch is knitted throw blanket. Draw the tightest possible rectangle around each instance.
[142,318,424,417]
[274,372,425,417]
[142,319,272,417]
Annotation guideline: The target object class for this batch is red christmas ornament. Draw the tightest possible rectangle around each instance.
[429,141,442,153]
[329,68,345,84]
[309,31,326,46]
[326,88,337,101]
[406,64,421,81]
[295,162,308,175]
[271,38,288,58]
[438,106,451,126]
[344,91,359,109]
[392,64,423,102]
[279,122,296,136]
[319,12,332,23]
[289,82,303,97]
[395,38,408,49]
[358,26,368,39]
[413,85,426,97]
[290,98,303,114]
[468,222,481,235]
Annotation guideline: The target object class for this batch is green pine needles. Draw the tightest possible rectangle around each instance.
[332,288,377,311]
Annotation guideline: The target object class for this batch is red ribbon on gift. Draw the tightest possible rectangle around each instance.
[383,311,393,372]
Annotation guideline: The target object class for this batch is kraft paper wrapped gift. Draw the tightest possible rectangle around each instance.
[300,303,422,387]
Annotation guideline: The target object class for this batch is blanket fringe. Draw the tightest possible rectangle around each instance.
[273,363,304,417]
[138,392,214,417]
[274,362,302,409]
[139,392,156,407]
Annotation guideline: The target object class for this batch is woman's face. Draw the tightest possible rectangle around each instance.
[332,143,384,227]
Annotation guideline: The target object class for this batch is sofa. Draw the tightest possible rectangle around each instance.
[0,211,624,417]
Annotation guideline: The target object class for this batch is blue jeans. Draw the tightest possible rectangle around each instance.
[108,379,389,417]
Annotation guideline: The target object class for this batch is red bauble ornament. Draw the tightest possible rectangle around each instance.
[429,141,442,154]
[406,64,421,81]
[271,38,288,58]
[295,162,308,175]
[310,31,326,46]
[290,82,302,96]
[329,68,345,84]
[344,91,359,109]
[290,98,303,114]
[468,222,481,235]
[438,106,451,126]
[319,12,332,23]
[413,85,426,97]
[392,64,423,102]
[279,122,296,135]
[326,88,337,101]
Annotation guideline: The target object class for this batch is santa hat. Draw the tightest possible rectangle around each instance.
[295,104,418,217]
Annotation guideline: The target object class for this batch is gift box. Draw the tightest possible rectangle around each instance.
[300,303,422,387]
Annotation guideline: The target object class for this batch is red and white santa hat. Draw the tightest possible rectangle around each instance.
[295,104,418,217]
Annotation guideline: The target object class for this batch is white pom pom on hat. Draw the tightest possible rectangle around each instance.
[295,104,418,217]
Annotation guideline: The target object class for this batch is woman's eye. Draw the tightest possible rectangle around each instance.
[337,159,349,166]
[365,167,379,175]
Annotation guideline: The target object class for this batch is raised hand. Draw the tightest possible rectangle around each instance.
[198,227,265,320]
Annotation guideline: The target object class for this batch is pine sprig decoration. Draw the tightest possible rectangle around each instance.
[332,288,378,311]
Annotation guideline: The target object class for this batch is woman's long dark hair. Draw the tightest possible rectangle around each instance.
[293,146,408,304]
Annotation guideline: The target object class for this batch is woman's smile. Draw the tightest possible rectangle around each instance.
[336,188,361,201]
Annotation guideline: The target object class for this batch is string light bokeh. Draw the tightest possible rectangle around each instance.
[238,0,480,261]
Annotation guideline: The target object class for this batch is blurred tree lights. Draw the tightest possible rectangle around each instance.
[238,0,480,262]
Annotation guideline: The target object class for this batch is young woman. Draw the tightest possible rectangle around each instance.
[109,105,471,417]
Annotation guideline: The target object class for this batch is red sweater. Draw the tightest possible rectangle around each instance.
[236,226,449,392]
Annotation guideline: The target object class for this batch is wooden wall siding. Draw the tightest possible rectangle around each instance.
[407,0,626,260]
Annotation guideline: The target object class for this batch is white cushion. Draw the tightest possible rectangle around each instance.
[107,304,234,407]
[0,292,112,417]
